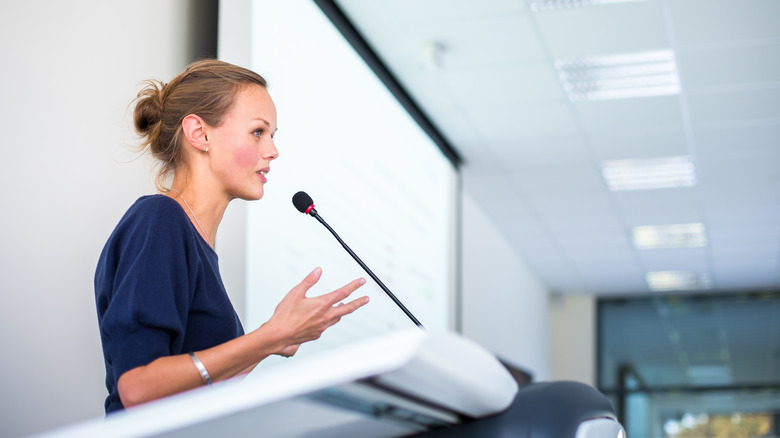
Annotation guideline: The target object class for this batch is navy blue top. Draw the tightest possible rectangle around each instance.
[95,195,244,413]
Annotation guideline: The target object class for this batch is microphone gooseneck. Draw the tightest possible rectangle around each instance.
[291,191,425,330]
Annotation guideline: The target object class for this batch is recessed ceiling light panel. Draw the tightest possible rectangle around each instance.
[647,271,712,291]
[633,223,708,249]
[555,49,680,101]
[601,156,696,191]
[529,0,649,12]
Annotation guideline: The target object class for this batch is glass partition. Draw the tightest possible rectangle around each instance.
[598,292,780,437]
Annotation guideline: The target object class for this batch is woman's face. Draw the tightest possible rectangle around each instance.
[207,84,279,201]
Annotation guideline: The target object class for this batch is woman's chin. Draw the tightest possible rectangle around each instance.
[247,188,265,201]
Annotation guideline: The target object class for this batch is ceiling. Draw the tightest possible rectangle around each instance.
[334,0,780,296]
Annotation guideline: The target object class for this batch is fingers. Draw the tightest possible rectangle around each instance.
[319,297,367,333]
[331,295,370,319]
[288,267,322,299]
[322,277,367,306]
[276,344,300,358]
[322,278,369,322]
[274,271,369,345]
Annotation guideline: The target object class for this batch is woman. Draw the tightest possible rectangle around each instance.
[95,59,369,414]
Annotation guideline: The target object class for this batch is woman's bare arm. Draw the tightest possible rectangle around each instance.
[117,268,368,408]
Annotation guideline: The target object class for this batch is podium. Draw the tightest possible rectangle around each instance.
[34,330,623,437]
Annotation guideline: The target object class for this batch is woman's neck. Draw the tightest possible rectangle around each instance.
[167,175,229,248]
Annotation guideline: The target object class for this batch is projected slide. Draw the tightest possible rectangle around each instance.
[222,0,457,365]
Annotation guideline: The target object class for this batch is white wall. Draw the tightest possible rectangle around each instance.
[0,2,195,436]
[460,193,551,381]
[550,293,597,386]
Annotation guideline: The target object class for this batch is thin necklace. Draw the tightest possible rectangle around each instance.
[169,188,212,247]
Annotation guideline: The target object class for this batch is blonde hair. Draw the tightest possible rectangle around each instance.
[132,59,268,190]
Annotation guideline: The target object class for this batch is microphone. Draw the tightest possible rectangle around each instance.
[292,191,425,329]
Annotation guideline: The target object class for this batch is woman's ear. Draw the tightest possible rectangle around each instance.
[181,114,209,152]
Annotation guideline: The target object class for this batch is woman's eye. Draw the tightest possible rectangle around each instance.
[253,129,264,137]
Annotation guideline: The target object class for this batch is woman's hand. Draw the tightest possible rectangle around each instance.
[275,344,300,358]
[267,267,369,347]
[117,268,368,409]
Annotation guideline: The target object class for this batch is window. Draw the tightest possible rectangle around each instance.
[598,292,780,437]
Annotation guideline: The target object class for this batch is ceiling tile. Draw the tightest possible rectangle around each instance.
[588,128,689,161]
[669,0,780,47]
[697,158,780,188]
[575,256,644,279]
[342,0,531,24]
[710,243,779,268]
[563,242,637,268]
[581,271,648,294]
[561,231,634,251]
[533,1,669,58]
[491,136,592,169]
[509,165,606,196]
[612,188,704,226]
[710,251,779,289]
[695,123,780,156]
[701,196,780,224]
[716,274,780,290]
[637,247,710,272]
[339,5,546,75]
[427,110,486,152]
[461,168,516,201]
[442,62,565,109]
[708,223,780,247]
[478,197,539,226]
[698,177,780,211]
[466,102,578,142]
[545,214,624,237]
[526,191,615,217]
[406,15,548,69]
[679,42,780,91]
[575,95,684,134]
[394,71,461,113]
[688,87,780,125]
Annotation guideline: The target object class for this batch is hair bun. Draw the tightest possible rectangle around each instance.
[133,80,165,137]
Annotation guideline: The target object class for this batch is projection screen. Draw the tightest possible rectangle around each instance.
[219,0,458,367]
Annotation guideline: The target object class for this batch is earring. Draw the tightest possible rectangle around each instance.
[205,147,209,152]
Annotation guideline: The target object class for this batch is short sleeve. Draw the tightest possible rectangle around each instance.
[96,197,199,380]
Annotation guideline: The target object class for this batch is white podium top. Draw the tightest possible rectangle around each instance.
[35,329,518,438]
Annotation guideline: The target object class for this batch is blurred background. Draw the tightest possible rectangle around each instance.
[0,1,777,437]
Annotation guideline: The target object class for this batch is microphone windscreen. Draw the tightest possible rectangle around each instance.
[292,191,314,213]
